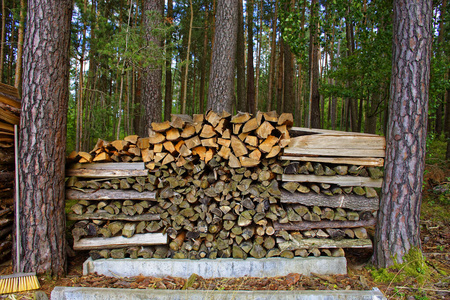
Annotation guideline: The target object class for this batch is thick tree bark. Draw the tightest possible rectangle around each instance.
[207,0,238,113]
[373,0,432,268]
[19,0,72,275]
[164,0,173,121]
[246,0,255,114]
[142,0,164,129]
[236,0,246,112]
[308,0,320,128]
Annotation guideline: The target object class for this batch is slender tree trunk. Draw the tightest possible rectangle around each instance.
[142,0,164,130]
[435,0,447,135]
[255,0,263,111]
[164,0,173,121]
[199,3,209,114]
[181,0,193,114]
[309,0,320,128]
[247,0,255,114]
[0,0,5,83]
[19,0,72,275]
[14,0,26,91]
[276,40,284,113]
[267,0,277,112]
[207,0,238,113]
[445,70,450,159]
[346,3,358,132]
[236,0,246,112]
[373,0,432,268]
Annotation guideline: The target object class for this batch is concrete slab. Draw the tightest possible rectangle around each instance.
[51,286,387,300]
[83,257,347,278]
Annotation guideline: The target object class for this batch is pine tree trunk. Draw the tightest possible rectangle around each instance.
[0,0,5,83]
[267,1,277,112]
[207,0,237,113]
[276,40,284,113]
[309,0,320,128]
[14,0,26,91]
[236,0,246,112]
[199,4,209,114]
[373,0,432,268]
[19,0,72,275]
[164,0,173,121]
[246,0,255,114]
[142,0,164,128]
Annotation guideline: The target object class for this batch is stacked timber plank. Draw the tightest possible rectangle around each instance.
[0,83,20,263]
[66,112,385,260]
[277,127,385,254]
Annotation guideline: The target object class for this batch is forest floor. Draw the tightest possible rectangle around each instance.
[1,141,449,300]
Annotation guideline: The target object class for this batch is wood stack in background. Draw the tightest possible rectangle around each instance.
[0,83,20,263]
[67,112,384,260]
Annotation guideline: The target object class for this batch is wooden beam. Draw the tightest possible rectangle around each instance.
[66,169,148,178]
[66,189,156,201]
[67,212,160,222]
[289,134,385,149]
[289,127,381,137]
[68,162,146,170]
[73,233,168,250]
[282,174,383,188]
[274,218,376,231]
[280,156,384,167]
[281,191,379,211]
[277,238,373,251]
[283,147,386,158]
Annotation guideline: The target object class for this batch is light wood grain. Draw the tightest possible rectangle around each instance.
[282,174,383,188]
[73,233,168,250]
[66,189,156,201]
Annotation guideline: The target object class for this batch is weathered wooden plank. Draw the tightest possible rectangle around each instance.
[288,134,385,149]
[280,156,385,167]
[66,189,156,201]
[68,162,146,170]
[283,147,386,158]
[67,212,160,221]
[66,169,148,178]
[277,238,372,251]
[0,82,21,109]
[274,218,376,231]
[289,127,381,137]
[73,233,168,250]
[282,174,383,188]
[281,191,379,211]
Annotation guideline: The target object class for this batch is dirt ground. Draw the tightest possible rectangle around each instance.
[1,164,449,300]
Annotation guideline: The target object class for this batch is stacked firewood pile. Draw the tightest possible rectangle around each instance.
[67,112,385,260]
[0,83,20,263]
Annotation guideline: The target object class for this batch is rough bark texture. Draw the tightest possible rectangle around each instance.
[142,0,164,129]
[236,0,247,112]
[309,0,320,128]
[19,0,72,275]
[373,0,432,268]
[164,1,173,121]
[207,0,238,113]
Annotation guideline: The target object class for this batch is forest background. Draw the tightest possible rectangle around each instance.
[0,0,449,154]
